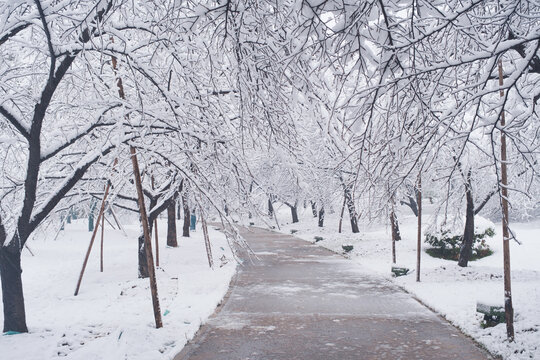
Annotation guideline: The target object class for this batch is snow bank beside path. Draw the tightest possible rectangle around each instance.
[264,205,540,360]
[0,219,236,360]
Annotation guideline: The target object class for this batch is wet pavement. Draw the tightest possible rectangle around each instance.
[174,227,493,360]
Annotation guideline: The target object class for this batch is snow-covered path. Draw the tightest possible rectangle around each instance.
[175,227,493,360]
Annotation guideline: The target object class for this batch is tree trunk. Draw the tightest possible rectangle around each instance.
[138,191,157,277]
[344,186,359,233]
[390,210,401,241]
[138,230,149,278]
[338,196,346,233]
[401,194,419,217]
[182,193,190,237]
[0,235,28,333]
[268,198,274,217]
[390,209,400,264]
[318,206,325,227]
[176,201,181,220]
[167,203,178,247]
[290,204,299,223]
[458,182,475,267]
[311,201,317,217]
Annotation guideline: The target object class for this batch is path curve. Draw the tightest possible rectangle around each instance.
[175,227,493,360]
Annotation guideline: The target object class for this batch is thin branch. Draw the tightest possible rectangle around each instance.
[0,105,30,139]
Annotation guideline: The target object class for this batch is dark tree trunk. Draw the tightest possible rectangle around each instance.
[138,193,158,277]
[0,3,115,334]
[290,204,299,223]
[182,193,190,237]
[0,235,28,333]
[268,198,274,217]
[176,201,181,220]
[344,186,359,233]
[390,210,399,264]
[390,210,401,241]
[318,206,325,227]
[458,182,475,267]
[311,201,317,217]
[338,196,346,233]
[137,232,149,278]
[400,194,419,217]
[167,203,178,247]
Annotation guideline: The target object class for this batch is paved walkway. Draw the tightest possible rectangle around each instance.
[175,227,492,360]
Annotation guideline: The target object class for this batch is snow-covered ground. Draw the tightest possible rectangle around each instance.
[263,204,540,360]
[0,218,236,360]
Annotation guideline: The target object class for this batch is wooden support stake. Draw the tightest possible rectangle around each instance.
[152,176,159,267]
[109,204,127,237]
[111,39,161,328]
[103,214,116,230]
[24,244,35,257]
[74,166,115,296]
[416,174,422,282]
[498,59,514,341]
[200,211,214,269]
[130,146,163,328]
[100,201,105,273]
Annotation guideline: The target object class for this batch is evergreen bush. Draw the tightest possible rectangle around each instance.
[425,225,494,261]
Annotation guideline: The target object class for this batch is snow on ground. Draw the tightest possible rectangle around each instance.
[0,217,236,360]
[260,203,540,360]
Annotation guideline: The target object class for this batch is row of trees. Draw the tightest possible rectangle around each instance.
[1,0,538,340]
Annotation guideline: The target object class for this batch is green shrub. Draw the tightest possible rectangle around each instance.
[425,226,494,261]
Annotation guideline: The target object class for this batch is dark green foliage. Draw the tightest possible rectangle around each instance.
[290,229,298,234]
[477,302,506,328]
[391,266,409,277]
[314,236,323,242]
[425,227,494,261]
[342,244,353,253]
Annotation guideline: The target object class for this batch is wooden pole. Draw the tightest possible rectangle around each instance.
[200,211,214,269]
[100,202,105,272]
[111,39,162,328]
[416,174,422,282]
[109,204,127,237]
[74,168,115,296]
[498,59,514,341]
[24,244,35,257]
[151,176,159,267]
[130,146,163,328]
[100,184,107,273]
[103,214,116,230]
[154,219,159,267]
